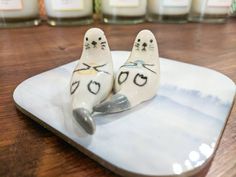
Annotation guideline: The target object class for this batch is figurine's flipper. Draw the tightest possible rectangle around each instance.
[94,94,131,113]
[73,108,96,135]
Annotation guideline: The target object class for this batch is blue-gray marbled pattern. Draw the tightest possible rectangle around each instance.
[13,51,235,177]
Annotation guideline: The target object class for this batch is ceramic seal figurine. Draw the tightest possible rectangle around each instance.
[70,28,114,134]
[94,30,160,113]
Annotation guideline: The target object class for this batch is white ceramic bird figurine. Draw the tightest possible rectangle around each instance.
[70,28,114,134]
[94,30,160,113]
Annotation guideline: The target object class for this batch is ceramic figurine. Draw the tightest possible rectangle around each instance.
[94,30,160,113]
[70,28,114,134]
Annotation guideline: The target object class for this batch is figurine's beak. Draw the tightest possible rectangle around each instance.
[73,108,96,135]
[93,94,131,114]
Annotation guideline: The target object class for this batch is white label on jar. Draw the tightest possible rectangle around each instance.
[52,0,84,11]
[0,0,22,10]
[207,0,232,7]
[164,0,190,7]
[109,0,139,7]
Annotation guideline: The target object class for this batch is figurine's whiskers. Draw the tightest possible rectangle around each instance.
[100,41,106,50]
[148,44,154,51]
[85,43,90,50]
[135,42,140,51]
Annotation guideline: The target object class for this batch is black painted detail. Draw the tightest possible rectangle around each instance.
[73,63,90,73]
[143,64,157,74]
[134,74,148,87]
[118,71,129,85]
[71,81,80,95]
[85,43,90,50]
[135,42,140,51]
[88,81,101,95]
[100,41,107,50]
[93,63,110,74]
[73,63,110,75]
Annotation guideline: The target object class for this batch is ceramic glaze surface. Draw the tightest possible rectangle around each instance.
[116,30,160,106]
[13,51,235,177]
[70,28,113,134]
[95,30,160,113]
[71,28,113,112]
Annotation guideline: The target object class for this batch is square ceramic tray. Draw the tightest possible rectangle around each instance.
[13,51,235,177]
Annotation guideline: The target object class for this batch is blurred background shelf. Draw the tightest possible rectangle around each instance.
[1,0,236,28]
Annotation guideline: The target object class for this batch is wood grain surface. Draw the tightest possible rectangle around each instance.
[0,20,236,177]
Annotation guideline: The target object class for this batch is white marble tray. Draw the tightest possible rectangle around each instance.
[13,51,235,177]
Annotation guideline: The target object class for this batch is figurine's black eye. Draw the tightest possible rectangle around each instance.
[150,39,153,43]
[98,37,102,41]
[86,37,88,41]
[137,39,141,42]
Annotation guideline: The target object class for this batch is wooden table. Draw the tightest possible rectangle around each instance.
[0,19,236,177]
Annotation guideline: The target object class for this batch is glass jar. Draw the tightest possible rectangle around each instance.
[230,0,236,16]
[147,0,192,23]
[101,0,147,24]
[44,0,93,26]
[189,0,232,23]
[0,0,40,28]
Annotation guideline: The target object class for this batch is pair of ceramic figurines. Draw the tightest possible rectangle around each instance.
[70,28,160,134]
